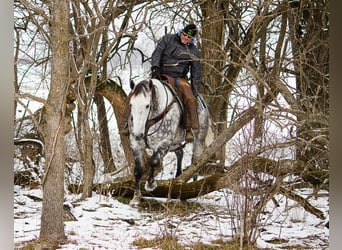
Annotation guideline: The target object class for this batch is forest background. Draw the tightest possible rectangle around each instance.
[5,1,340,249]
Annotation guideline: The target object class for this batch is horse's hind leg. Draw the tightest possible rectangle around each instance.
[174,148,183,177]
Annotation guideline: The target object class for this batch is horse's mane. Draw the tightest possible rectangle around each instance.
[132,80,150,97]
[132,79,157,102]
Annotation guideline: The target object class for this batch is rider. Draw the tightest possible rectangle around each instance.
[120,23,201,142]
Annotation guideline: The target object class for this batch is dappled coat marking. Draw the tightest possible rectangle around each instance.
[128,79,209,207]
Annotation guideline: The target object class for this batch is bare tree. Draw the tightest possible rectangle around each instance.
[14,0,329,248]
[94,94,116,173]
[288,0,329,188]
[68,0,152,198]
[39,0,70,244]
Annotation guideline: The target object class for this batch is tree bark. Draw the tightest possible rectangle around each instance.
[94,94,116,173]
[288,0,329,169]
[200,0,227,166]
[95,79,134,168]
[39,0,69,243]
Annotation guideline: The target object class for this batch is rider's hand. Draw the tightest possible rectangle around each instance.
[151,66,161,79]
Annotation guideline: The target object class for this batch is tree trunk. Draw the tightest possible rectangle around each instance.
[95,79,134,168]
[200,0,227,167]
[253,8,268,141]
[74,73,98,200]
[94,94,116,173]
[39,0,69,243]
[289,1,329,169]
[80,119,96,199]
[77,95,96,199]
[69,156,325,220]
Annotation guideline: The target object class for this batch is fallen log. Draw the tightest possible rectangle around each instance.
[67,156,325,219]
[68,173,225,200]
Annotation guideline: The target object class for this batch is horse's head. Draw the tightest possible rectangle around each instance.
[128,79,154,141]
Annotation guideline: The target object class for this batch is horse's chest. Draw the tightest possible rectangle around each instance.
[146,120,175,148]
[149,120,173,138]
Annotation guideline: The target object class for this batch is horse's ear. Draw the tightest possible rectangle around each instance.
[130,80,135,90]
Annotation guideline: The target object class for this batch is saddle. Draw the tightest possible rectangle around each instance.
[159,74,185,114]
[158,74,208,132]
[159,74,206,110]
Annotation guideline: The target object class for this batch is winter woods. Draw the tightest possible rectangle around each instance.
[14,0,328,248]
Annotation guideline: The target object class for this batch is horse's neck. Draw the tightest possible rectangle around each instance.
[152,81,172,113]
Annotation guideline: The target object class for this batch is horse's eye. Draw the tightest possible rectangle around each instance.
[145,104,150,109]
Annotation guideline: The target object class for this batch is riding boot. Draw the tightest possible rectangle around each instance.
[185,99,200,142]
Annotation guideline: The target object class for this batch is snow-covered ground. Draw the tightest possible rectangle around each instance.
[14,186,329,249]
[14,109,329,249]
[14,155,329,249]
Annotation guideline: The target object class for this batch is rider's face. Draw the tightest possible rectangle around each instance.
[180,32,193,44]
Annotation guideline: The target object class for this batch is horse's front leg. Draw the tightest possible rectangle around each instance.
[145,152,159,191]
[129,153,143,207]
[145,144,168,191]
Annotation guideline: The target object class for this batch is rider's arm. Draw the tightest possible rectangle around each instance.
[190,47,201,94]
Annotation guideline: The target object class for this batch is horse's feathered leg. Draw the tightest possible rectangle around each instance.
[191,104,209,182]
[174,148,183,177]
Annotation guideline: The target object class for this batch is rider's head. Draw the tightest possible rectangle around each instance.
[180,24,197,44]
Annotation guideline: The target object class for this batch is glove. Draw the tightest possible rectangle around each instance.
[151,66,161,79]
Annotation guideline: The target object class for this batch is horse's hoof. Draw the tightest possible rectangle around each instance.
[145,180,157,191]
[129,195,141,208]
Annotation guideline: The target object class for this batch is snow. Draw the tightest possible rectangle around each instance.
[14,181,329,249]
[14,114,329,249]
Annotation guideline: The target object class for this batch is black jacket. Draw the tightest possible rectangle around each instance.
[151,33,201,90]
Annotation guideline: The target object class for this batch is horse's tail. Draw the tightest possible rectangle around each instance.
[205,116,215,147]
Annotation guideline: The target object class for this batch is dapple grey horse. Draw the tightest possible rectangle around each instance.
[127,78,210,207]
